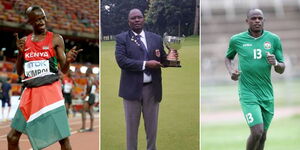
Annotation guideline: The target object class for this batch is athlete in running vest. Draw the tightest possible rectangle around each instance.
[62,70,76,117]
[225,9,285,150]
[80,68,97,132]
[7,6,82,150]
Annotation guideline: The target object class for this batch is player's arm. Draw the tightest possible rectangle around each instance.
[53,34,82,74]
[266,52,285,74]
[274,62,285,74]
[14,33,25,76]
[274,37,285,74]
[225,57,240,81]
[266,37,285,74]
[225,37,240,81]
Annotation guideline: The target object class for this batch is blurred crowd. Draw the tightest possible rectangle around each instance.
[0,0,99,33]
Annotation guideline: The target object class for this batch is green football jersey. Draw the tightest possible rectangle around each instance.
[226,30,284,102]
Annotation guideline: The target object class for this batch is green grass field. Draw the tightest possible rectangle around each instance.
[101,36,199,149]
[202,79,300,150]
[202,114,300,150]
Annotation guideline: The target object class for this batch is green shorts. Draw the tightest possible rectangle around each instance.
[88,93,95,105]
[240,100,274,130]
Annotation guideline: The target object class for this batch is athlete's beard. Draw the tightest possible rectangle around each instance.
[249,28,263,37]
[250,27,263,33]
[34,28,47,35]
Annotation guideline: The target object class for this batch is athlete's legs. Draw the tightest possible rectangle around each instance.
[64,94,71,117]
[1,106,4,120]
[7,107,11,119]
[72,105,76,117]
[257,130,267,150]
[59,137,72,150]
[246,124,264,150]
[88,104,94,131]
[65,103,70,116]
[7,98,11,119]
[1,99,5,120]
[7,128,22,150]
[80,102,88,130]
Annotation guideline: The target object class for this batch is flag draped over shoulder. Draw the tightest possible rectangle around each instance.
[11,74,70,150]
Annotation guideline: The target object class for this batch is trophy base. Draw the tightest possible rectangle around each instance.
[163,60,181,67]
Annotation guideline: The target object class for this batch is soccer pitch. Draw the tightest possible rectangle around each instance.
[201,81,300,150]
[101,36,199,149]
[202,115,300,150]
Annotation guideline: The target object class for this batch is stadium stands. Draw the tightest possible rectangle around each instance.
[0,0,99,34]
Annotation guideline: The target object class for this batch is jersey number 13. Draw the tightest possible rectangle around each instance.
[253,49,262,59]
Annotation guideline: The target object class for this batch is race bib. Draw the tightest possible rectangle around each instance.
[63,83,72,93]
[85,96,89,101]
[24,60,50,77]
[91,85,97,94]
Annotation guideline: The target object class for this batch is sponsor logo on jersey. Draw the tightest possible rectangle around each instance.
[243,43,252,47]
[24,60,50,77]
[24,52,49,59]
[264,41,271,49]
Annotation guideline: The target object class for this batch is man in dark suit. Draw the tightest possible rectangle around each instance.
[115,8,176,150]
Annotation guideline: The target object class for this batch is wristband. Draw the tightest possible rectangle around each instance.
[274,60,279,67]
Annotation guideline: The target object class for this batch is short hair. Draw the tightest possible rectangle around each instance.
[246,8,263,18]
[128,8,143,19]
[25,5,43,17]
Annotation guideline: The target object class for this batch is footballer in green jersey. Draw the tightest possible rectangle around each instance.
[225,9,285,150]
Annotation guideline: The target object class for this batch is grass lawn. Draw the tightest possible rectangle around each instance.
[101,36,200,149]
[201,114,300,150]
[202,79,300,150]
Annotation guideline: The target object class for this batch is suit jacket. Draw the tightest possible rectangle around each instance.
[115,30,167,102]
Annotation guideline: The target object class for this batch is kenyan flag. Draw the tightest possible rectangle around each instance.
[11,81,70,150]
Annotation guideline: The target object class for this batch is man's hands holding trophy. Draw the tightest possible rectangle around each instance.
[163,36,183,67]
[145,35,183,68]
[166,47,179,62]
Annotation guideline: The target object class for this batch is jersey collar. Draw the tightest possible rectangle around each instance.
[247,29,265,40]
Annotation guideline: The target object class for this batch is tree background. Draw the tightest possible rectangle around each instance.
[101,0,199,38]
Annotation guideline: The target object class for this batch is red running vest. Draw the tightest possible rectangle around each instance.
[23,31,58,78]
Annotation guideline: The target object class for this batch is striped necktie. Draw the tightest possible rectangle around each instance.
[136,35,151,75]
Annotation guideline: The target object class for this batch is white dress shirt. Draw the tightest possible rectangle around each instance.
[132,30,152,83]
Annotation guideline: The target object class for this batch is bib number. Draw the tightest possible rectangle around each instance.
[63,83,73,93]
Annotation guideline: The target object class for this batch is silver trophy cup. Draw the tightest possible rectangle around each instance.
[163,36,183,67]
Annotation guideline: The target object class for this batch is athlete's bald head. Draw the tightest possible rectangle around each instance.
[247,9,264,19]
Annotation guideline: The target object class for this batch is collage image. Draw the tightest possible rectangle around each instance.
[0,0,299,150]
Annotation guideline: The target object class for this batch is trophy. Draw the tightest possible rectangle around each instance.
[163,35,183,67]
